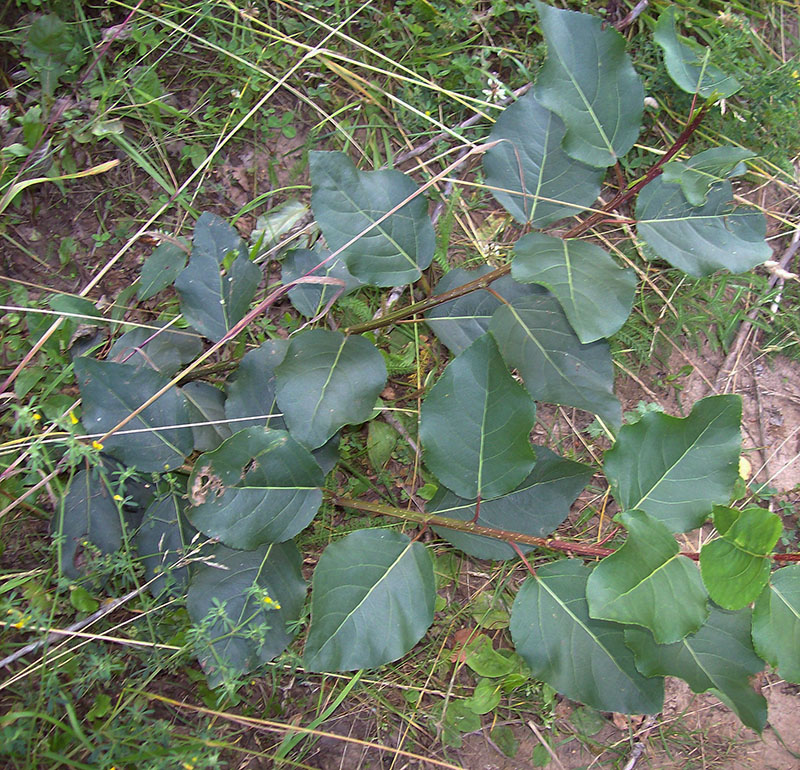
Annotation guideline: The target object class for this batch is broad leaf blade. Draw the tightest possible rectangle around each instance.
[274,329,387,449]
[187,542,306,688]
[420,334,536,500]
[625,605,766,732]
[603,395,742,533]
[425,267,542,356]
[533,1,643,167]
[74,357,193,473]
[309,151,435,286]
[636,177,770,276]
[107,324,202,376]
[752,565,800,683]
[654,8,740,98]
[138,241,188,301]
[483,90,602,225]
[511,233,636,343]
[661,147,754,206]
[181,381,232,452]
[186,427,324,549]
[489,294,621,426]
[175,212,261,342]
[303,529,435,672]
[700,506,781,610]
[282,248,363,318]
[430,445,593,560]
[510,560,664,714]
[587,510,708,642]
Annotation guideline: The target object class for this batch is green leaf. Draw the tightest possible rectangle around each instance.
[661,147,755,207]
[752,564,800,683]
[587,510,708,642]
[430,445,593,560]
[700,506,781,611]
[603,395,742,533]
[625,605,766,732]
[74,357,193,473]
[654,8,741,98]
[464,636,516,678]
[425,267,542,356]
[186,427,324,549]
[309,151,435,286]
[138,241,188,300]
[107,324,203,376]
[489,294,621,426]
[251,200,309,252]
[181,381,232,452]
[483,90,602,225]
[533,1,643,167]
[303,529,435,671]
[274,329,387,449]
[175,212,261,342]
[367,420,398,471]
[224,339,289,432]
[511,233,636,343]
[490,725,519,758]
[24,14,85,98]
[420,334,536,500]
[136,493,197,597]
[70,585,99,613]
[282,248,363,318]
[464,678,502,714]
[635,177,770,277]
[186,542,306,688]
[440,701,481,748]
[48,294,103,326]
[510,560,664,714]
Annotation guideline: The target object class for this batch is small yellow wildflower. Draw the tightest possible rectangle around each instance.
[792,70,799,79]
[32,413,41,421]
[113,494,123,502]
[69,411,79,425]
[262,595,281,610]
[92,440,104,451]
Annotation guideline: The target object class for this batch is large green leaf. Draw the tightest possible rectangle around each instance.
[700,506,781,611]
[489,294,621,426]
[309,151,435,286]
[587,510,708,642]
[661,147,754,207]
[511,233,636,343]
[274,329,387,449]
[181,381,232,452]
[483,91,602,225]
[430,445,593,560]
[654,8,740,99]
[635,177,770,277]
[510,560,664,714]
[533,1,643,167]
[136,493,198,597]
[186,427,324,549]
[625,606,766,732]
[175,212,261,342]
[303,529,435,672]
[186,542,306,688]
[107,324,202,377]
[420,334,536,500]
[138,241,188,301]
[603,395,741,533]
[74,357,193,473]
[23,14,85,98]
[282,248,363,318]
[425,267,541,356]
[752,564,800,684]
[224,340,289,432]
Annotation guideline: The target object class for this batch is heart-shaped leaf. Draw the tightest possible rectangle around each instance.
[511,232,636,343]
[303,529,435,671]
[654,8,741,98]
[483,90,602,225]
[309,151,435,286]
[603,395,742,533]
[186,427,324,549]
[533,1,643,167]
[282,247,363,318]
[420,334,536,500]
[661,147,754,206]
[700,506,781,610]
[752,565,800,684]
[510,559,664,715]
[625,605,766,732]
[425,267,542,356]
[187,541,306,688]
[489,294,621,427]
[587,510,708,643]
[74,357,193,473]
[636,177,770,277]
[430,445,593,560]
[274,329,386,449]
[175,212,261,342]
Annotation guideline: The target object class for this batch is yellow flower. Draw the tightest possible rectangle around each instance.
[92,440,104,451]
[113,494,123,502]
[69,411,79,424]
[32,413,41,421]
